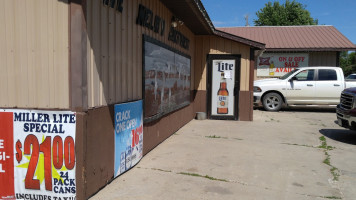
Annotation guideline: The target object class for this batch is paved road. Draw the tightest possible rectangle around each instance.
[90,108,356,200]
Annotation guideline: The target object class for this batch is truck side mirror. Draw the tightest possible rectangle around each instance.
[289,76,297,82]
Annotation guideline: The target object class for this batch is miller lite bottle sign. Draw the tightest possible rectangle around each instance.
[269,61,275,76]
[217,72,229,114]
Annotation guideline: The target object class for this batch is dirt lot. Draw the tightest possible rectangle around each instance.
[91,107,356,200]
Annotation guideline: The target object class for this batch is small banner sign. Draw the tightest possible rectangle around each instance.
[257,53,309,77]
[114,100,143,177]
[0,109,76,200]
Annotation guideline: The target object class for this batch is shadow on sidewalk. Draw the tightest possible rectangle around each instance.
[254,106,336,113]
[320,128,356,145]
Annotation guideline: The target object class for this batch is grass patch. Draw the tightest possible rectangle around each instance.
[205,135,221,138]
[319,136,339,181]
[178,172,228,182]
[323,152,331,166]
[318,136,335,150]
[319,136,326,143]
[322,196,342,199]
[265,118,280,122]
[205,135,242,140]
[281,143,314,148]
[151,168,172,173]
[330,167,339,181]
[205,135,228,139]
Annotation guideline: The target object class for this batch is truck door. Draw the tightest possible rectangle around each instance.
[286,69,316,104]
[314,69,343,104]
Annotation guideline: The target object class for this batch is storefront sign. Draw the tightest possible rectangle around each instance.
[0,109,76,200]
[257,53,309,77]
[136,4,190,50]
[136,4,165,36]
[168,27,190,50]
[211,60,236,116]
[103,0,124,12]
[114,100,143,177]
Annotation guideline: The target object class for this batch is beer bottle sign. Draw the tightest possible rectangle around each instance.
[211,60,235,116]
[217,72,229,114]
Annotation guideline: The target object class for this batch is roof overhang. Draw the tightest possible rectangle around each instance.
[159,0,265,50]
[214,30,265,50]
[218,26,356,52]
[266,48,356,52]
[159,0,214,35]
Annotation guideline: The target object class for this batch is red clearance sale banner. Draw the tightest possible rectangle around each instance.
[257,53,309,77]
[0,109,76,200]
[0,112,14,199]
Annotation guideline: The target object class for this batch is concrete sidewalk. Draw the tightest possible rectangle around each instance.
[89,109,356,200]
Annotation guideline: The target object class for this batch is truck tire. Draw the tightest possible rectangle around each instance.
[262,92,283,111]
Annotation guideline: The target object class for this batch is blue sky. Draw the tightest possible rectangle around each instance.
[200,0,356,45]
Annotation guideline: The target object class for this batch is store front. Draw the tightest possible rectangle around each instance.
[0,0,264,199]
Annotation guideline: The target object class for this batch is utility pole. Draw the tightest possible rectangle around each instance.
[244,14,249,27]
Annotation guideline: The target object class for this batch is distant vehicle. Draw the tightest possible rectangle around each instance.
[254,66,356,111]
[345,74,356,81]
[336,87,356,130]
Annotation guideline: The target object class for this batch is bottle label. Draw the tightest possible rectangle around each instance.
[125,146,132,170]
[217,95,228,108]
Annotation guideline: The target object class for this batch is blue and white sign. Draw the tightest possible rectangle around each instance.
[114,100,143,177]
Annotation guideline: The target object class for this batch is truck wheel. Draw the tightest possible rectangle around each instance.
[262,93,283,111]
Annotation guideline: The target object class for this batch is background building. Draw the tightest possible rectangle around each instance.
[219,26,356,79]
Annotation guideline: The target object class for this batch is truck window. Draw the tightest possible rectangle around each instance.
[346,74,356,80]
[279,69,299,80]
[317,69,337,81]
[294,69,315,81]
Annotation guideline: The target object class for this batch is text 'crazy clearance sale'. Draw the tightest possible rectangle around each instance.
[0,109,76,200]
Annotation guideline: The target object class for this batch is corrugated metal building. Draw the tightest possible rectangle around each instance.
[219,26,356,78]
[0,0,264,199]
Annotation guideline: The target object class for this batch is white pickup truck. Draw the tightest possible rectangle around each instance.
[254,66,356,111]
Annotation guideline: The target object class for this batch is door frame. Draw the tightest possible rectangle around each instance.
[207,54,241,120]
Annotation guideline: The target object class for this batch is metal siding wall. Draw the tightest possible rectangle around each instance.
[309,52,337,66]
[86,0,195,108]
[0,0,69,109]
[195,37,203,90]
[240,46,250,91]
[194,36,251,91]
[0,1,6,107]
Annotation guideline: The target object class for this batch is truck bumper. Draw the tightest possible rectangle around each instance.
[253,93,262,106]
[336,104,356,130]
[253,96,261,107]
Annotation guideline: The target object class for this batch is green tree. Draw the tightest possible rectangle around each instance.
[254,0,318,26]
[340,51,356,76]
